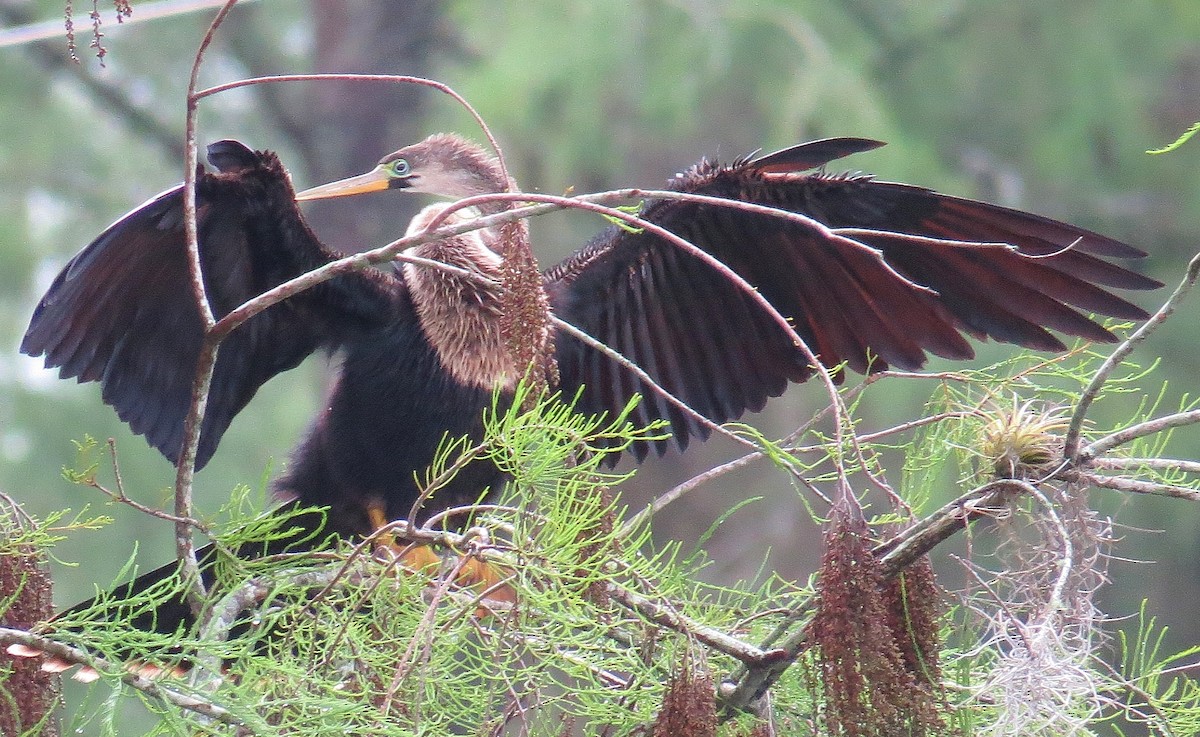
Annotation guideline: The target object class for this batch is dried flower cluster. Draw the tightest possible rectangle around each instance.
[497,217,558,396]
[653,654,717,737]
[811,490,946,737]
[882,555,944,690]
[65,0,133,65]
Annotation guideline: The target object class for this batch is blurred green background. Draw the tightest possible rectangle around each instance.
[2,0,1199,723]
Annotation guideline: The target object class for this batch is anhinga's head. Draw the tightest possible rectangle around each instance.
[295,133,507,202]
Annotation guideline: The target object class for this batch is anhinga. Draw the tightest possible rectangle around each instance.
[17,133,1159,648]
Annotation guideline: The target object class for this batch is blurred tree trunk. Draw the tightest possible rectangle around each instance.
[302,0,446,252]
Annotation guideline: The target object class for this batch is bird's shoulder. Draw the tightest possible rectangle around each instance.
[541,145,873,286]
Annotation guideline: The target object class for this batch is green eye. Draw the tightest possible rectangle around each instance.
[388,159,411,177]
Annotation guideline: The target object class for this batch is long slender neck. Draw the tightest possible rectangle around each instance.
[401,204,511,390]
[461,163,510,217]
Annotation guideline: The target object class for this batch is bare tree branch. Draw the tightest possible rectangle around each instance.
[0,5,181,160]
[1066,251,1200,456]
[0,628,245,728]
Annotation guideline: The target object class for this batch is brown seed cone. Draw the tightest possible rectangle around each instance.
[0,493,60,737]
[653,655,716,737]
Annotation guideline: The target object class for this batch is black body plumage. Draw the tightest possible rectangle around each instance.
[22,143,506,532]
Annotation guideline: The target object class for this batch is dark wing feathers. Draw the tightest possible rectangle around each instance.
[922,197,1156,291]
[24,186,212,461]
[547,140,1159,457]
[749,137,886,173]
[22,142,393,468]
[26,136,1162,471]
[820,181,1160,290]
[924,192,1149,260]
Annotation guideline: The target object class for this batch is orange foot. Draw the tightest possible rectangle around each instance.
[366,501,516,614]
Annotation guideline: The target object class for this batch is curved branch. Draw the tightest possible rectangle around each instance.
[193,73,509,185]
[1065,251,1200,456]
[1082,409,1200,460]
[0,628,244,727]
[170,0,246,621]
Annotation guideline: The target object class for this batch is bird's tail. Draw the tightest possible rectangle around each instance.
[5,504,516,682]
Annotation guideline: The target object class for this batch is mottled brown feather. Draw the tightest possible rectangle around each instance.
[401,204,515,390]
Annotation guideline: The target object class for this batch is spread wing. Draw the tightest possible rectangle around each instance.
[545,137,1160,457]
[22,141,395,468]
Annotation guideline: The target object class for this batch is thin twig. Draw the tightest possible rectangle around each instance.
[602,583,784,667]
[193,73,509,185]
[1025,485,1075,611]
[619,454,780,538]
[1065,252,1200,456]
[1093,457,1200,475]
[1080,473,1200,502]
[384,546,480,721]
[625,369,929,531]
[1082,409,1200,459]
[83,439,209,530]
[550,317,752,450]
[171,0,246,621]
[406,440,490,523]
